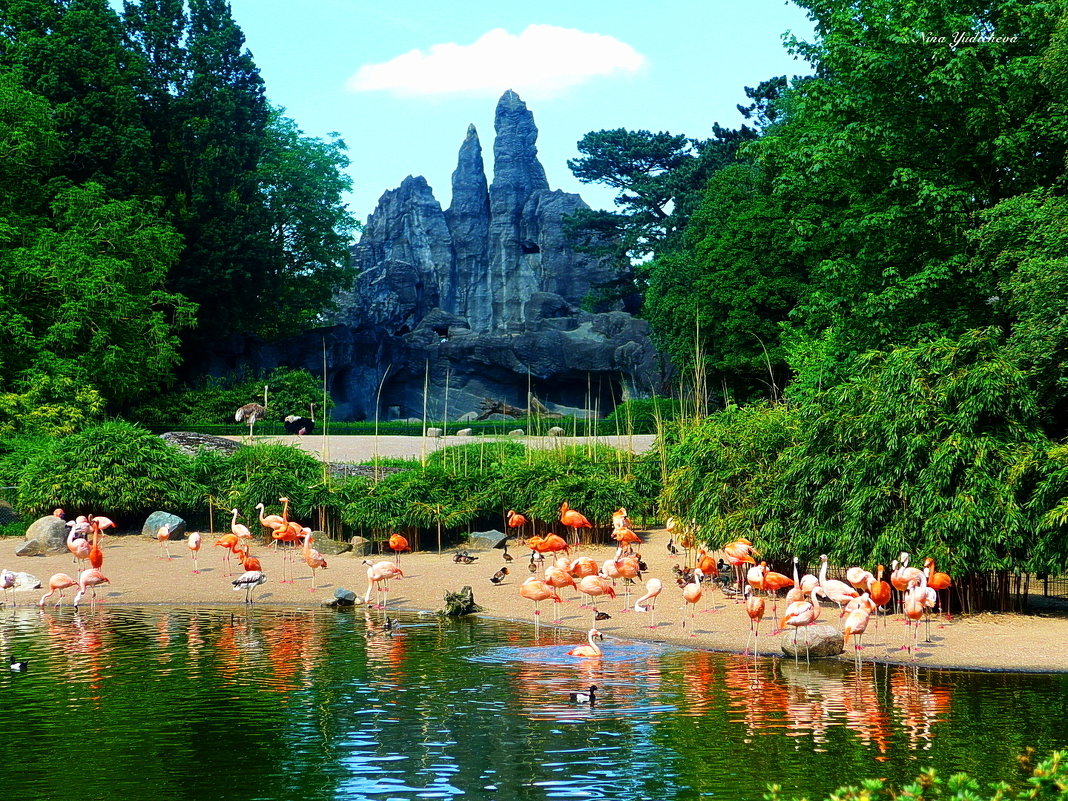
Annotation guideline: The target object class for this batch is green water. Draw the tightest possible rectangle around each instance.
[1,605,1065,800]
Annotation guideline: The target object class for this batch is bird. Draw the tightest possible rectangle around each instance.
[362,560,403,609]
[232,570,267,603]
[283,414,315,436]
[0,569,15,606]
[301,530,328,591]
[867,564,893,627]
[388,533,410,562]
[540,533,570,563]
[566,627,604,658]
[187,531,203,573]
[156,524,174,560]
[818,554,860,615]
[569,684,597,704]
[723,539,756,592]
[594,610,612,621]
[490,567,510,585]
[230,509,253,546]
[517,577,561,626]
[559,502,593,545]
[577,574,616,609]
[73,569,110,608]
[681,567,704,635]
[88,529,104,570]
[743,584,766,655]
[234,402,267,437]
[255,502,285,537]
[38,573,78,607]
[214,534,243,576]
[842,593,877,665]
[9,657,28,673]
[453,550,478,564]
[505,509,528,538]
[66,526,91,572]
[924,557,954,620]
[780,584,824,664]
[634,577,663,628]
[666,537,679,556]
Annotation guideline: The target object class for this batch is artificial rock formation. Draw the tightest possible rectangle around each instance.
[326,90,661,421]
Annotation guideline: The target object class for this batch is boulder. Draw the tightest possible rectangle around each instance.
[456,428,473,437]
[15,539,47,557]
[307,533,351,556]
[334,587,358,606]
[507,429,525,437]
[780,624,844,658]
[426,427,443,438]
[348,536,373,557]
[466,529,506,551]
[141,511,187,541]
[25,516,69,553]
[457,411,480,422]
[547,426,565,436]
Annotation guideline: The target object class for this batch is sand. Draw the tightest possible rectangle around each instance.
[7,436,1065,672]
[7,525,1068,673]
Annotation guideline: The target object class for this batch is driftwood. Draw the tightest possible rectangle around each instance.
[476,394,563,420]
[438,585,484,617]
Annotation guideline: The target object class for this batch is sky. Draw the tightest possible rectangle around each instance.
[223,0,816,224]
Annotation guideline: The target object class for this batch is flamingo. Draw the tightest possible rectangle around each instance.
[156,524,173,559]
[577,574,615,611]
[559,502,593,546]
[187,531,203,573]
[88,529,104,570]
[634,577,663,628]
[902,575,933,658]
[66,527,91,572]
[230,509,253,548]
[818,554,860,616]
[302,530,328,591]
[38,573,78,607]
[723,539,756,594]
[842,593,876,666]
[780,584,824,664]
[362,560,403,609]
[846,565,876,592]
[540,533,570,563]
[613,553,642,609]
[1,569,15,606]
[388,533,410,563]
[743,584,766,655]
[214,534,242,576]
[73,569,110,608]
[612,526,642,553]
[518,577,561,626]
[566,628,604,658]
[681,567,704,635]
[891,553,924,614]
[543,566,577,615]
[255,502,285,538]
[761,563,794,619]
[506,509,528,539]
[867,564,893,628]
[923,557,954,620]
[232,570,267,603]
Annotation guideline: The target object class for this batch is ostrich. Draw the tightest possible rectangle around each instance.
[283,403,316,436]
[234,403,267,438]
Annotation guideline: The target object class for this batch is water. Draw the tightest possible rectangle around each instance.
[1,605,1065,800]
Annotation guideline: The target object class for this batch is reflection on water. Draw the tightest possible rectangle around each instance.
[0,605,1066,800]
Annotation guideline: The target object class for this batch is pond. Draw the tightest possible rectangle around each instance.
[1,605,1065,800]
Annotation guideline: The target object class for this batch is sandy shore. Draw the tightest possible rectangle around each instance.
[6,524,1068,673]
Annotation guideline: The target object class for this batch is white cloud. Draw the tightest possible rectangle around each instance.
[347,24,646,99]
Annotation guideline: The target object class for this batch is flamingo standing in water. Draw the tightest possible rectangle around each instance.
[302,530,328,591]
[681,567,705,635]
[743,584,766,655]
[543,566,577,617]
[38,573,78,607]
[566,628,604,658]
[73,569,110,608]
[518,577,561,627]
[634,577,663,628]
[187,531,203,573]
[559,502,592,546]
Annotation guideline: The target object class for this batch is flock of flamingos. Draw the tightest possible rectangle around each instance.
[3,500,954,669]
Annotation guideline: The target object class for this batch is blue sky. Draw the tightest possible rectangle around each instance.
[225,0,816,223]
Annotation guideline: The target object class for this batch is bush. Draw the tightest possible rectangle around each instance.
[600,397,681,434]
[16,420,196,519]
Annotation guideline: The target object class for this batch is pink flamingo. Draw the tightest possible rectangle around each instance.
[66,527,91,572]
[743,584,766,654]
[302,530,328,591]
[633,577,663,628]
[187,531,203,573]
[780,584,824,664]
[362,559,403,609]
[156,524,173,559]
[73,569,110,608]
[566,628,604,658]
[1,569,16,606]
[818,554,859,616]
[681,567,704,635]
[518,577,561,626]
[38,573,79,607]
[577,574,616,612]
[842,593,877,665]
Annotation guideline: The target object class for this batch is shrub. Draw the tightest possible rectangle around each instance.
[17,420,195,519]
